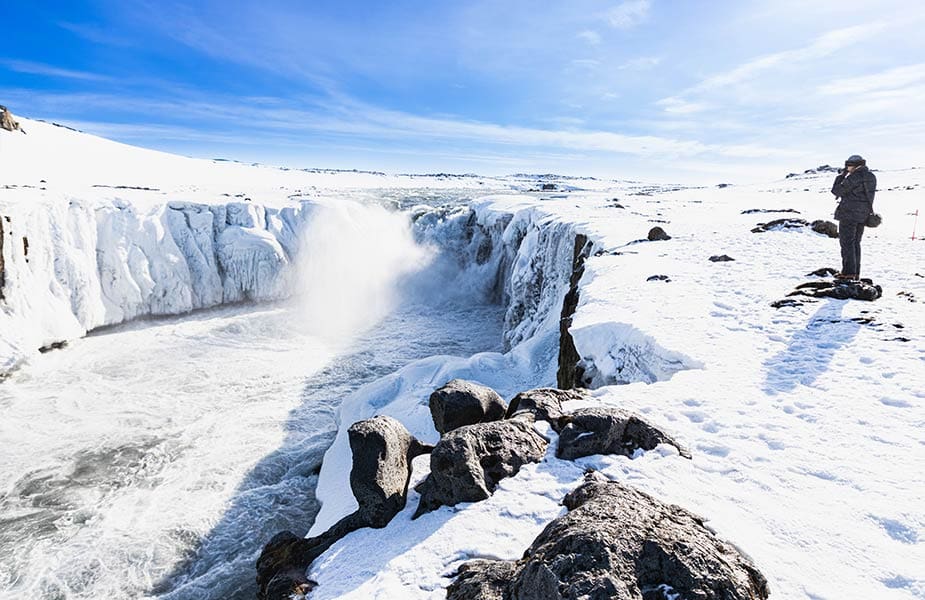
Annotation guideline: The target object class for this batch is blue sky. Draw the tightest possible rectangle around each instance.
[2,0,924,181]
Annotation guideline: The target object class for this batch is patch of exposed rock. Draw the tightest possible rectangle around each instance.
[348,415,432,527]
[449,477,770,600]
[429,379,507,434]
[555,407,691,460]
[0,105,22,133]
[810,219,839,238]
[256,416,429,599]
[413,420,548,518]
[505,387,584,424]
[647,226,671,241]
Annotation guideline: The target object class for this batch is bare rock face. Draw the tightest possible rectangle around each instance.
[446,559,517,600]
[348,415,432,527]
[257,416,430,598]
[429,379,507,435]
[0,106,21,132]
[450,478,771,600]
[556,407,690,460]
[413,420,548,518]
[505,387,584,424]
[810,219,839,238]
[647,226,671,241]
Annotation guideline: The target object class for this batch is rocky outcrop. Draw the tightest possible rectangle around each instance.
[557,234,592,389]
[709,254,735,262]
[787,279,882,301]
[505,387,583,424]
[413,420,548,518]
[429,379,507,435]
[348,416,432,527]
[257,416,430,599]
[446,559,517,600]
[555,407,691,460]
[449,477,770,600]
[0,105,21,133]
[647,226,671,241]
[751,218,809,233]
[811,220,839,238]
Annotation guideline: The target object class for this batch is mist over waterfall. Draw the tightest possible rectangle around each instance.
[294,201,434,341]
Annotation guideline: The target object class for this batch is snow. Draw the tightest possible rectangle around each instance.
[2,116,925,600]
[307,172,925,599]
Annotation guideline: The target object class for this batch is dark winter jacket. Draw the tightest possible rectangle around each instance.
[831,166,876,223]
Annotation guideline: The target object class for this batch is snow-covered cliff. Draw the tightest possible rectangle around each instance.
[0,197,311,372]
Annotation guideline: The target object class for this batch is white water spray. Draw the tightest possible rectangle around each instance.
[293,200,434,341]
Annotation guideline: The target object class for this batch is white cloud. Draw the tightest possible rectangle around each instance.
[608,0,651,30]
[0,59,111,82]
[619,56,661,70]
[818,63,925,95]
[656,97,707,114]
[577,30,602,45]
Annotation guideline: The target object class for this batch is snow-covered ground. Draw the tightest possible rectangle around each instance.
[307,172,925,599]
[2,117,924,599]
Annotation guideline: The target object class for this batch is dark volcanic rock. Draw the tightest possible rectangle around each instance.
[811,219,839,238]
[787,279,882,301]
[751,218,810,233]
[647,226,671,241]
[446,559,517,600]
[709,254,735,262]
[506,387,584,425]
[513,479,770,599]
[451,478,770,600]
[806,267,838,278]
[557,234,592,389]
[429,379,508,435]
[741,207,800,214]
[256,513,368,599]
[348,415,432,528]
[413,420,548,518]
[255,531,318,600]
[646,274,670,282]
[257,417,430,598]
[556,407,690,460]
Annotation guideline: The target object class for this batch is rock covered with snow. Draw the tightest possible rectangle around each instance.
[449,477,770,600]
[413,420,548,518]
[429,378,508,434]
[555,407,690,460]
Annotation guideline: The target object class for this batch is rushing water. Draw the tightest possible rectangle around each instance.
[0,198,507,599]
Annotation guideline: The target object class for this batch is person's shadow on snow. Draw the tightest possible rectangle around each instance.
[762,300,862,395]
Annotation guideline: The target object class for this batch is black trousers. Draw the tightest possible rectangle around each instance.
[838,220,865,276]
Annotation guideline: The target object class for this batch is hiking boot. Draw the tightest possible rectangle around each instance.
[834,272,858,281]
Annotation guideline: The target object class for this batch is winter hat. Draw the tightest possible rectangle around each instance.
[845,154,866,167]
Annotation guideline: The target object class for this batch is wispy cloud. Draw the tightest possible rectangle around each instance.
[577,30,602,45]
[607,0,651,30]
[818,63,925,95]
[619,56,661,71]
[0,59,111,82]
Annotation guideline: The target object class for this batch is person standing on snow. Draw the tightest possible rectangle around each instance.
[831,154,876,281]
